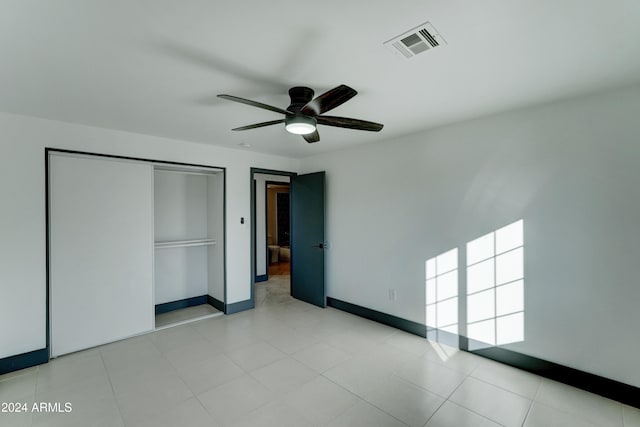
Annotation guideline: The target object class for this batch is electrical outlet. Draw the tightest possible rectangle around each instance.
[388,289,397,301]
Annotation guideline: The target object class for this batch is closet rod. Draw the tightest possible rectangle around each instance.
[154,239,216,249]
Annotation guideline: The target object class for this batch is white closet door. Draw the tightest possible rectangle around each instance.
[50,154,154,357]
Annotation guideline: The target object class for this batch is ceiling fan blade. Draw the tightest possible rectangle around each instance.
[317,116,384,132]
[217,94,291,115]
[300,85,357,116]
[303,130,320,143]
[231,119,285,131]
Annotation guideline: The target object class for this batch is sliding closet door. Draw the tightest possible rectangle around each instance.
[49,154,154,357]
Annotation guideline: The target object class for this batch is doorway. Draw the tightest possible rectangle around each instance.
[250,168,326,309]
[266,181,291,278]
[252,171,293,306]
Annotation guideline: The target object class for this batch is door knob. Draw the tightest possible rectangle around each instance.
[312,243,324,249]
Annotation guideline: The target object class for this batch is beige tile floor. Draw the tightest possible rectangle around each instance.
[1,274,639,427]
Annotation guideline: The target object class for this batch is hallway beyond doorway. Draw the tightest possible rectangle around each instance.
[269,261,290,276]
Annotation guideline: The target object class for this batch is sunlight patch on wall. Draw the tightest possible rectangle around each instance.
[466,220,524,347]
[425,248,459,337]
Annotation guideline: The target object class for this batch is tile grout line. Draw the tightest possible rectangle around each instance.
[519,396,536,427]
[517,377,543,427]
[442,399,510,427]
[98,349,127,426]
[277,377,359,426]
[420,395,449,427]
[468,370,541,400]
[443,373,517,427]
[535,379,625,427]
[320,370,409,426]
[106,335,197,425]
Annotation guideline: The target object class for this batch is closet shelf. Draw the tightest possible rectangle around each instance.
[154,239,216,249]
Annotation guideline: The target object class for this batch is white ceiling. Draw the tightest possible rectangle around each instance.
[2,1,640,158]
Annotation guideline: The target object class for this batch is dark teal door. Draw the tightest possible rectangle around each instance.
[291,171,325,308]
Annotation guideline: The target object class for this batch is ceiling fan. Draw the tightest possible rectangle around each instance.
[217,85,383,143]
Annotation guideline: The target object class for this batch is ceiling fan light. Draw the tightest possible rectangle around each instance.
[285,115,317,135]
[286,123,315,135]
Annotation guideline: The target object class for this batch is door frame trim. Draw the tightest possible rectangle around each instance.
[250,168,297,308]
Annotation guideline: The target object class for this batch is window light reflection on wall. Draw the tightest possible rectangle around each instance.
[425,248,459,340]
[466,219,524,347]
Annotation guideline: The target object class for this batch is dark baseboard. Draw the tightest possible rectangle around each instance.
[207,295,225,312]
[155,295,208,315]
[326,297,426,337]
[225,299,254,315]
[0,348,48,375]
[467,345,640,409]
[327,299,640,409]
[255,275,268,283]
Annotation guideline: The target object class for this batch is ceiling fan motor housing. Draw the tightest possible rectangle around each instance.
[287,87,315,113]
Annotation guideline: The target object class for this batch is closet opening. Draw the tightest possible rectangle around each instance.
[47,149,226,359]
[153,166,225,328]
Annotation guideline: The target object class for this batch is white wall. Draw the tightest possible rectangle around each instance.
[299,83,640,387]
[254,174,291,277]
[0,112,298,359]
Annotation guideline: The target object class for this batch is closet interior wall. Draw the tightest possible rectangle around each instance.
[153,168,224,316]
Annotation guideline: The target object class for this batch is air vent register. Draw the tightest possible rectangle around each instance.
[384,22,447,59]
